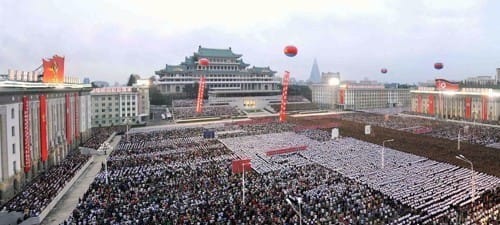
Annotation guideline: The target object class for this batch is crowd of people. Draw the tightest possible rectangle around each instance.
[60,120,499,224]
[1,151,90,219]
[270,103,320,112]
[80,126,127,150]
[341,112,500,147]
[173,105,242,120]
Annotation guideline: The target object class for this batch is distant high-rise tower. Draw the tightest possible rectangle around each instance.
[496,68,500,84]
[308,58,321,83]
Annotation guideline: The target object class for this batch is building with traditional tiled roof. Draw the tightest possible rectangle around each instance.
[155,46,281,109]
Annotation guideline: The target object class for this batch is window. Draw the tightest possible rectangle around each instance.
[11,108,15,119]
[13,161,17,173]
[12,126,15,136]
[12,143,15,154]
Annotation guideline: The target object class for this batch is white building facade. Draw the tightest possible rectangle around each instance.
[0,70,92,202]
[90,86,149,127]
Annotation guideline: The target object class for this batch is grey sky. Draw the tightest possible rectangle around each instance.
[1,0,499,84]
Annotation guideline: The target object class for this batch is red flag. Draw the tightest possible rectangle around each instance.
[232,159,251,174]
[42,55,65,83]
[52,55,65,83]
[435,79,459,91]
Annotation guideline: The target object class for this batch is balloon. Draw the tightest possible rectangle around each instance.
[381,68,388,74]
[199,58,209,66]
[434,62,443,70]
[284,45,298,57]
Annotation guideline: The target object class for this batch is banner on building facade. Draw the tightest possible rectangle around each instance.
[428,95,435,115]
[42,55,65,83]
[482,96,488,120]
[39,95,48,162]
[435,79,460,91]
[22,96,32,172]
[465,97,472,119]
[339,89,345,104]
[74,93,79,139]
[66,93,72,144]
[417,95,422,113]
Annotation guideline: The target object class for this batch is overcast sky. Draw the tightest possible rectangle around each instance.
[1,0,499,84]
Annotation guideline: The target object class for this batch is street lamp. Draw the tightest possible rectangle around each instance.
[285,195,303,225]
[382,139,394,170]
[455,155,475,206]
[241,163,251,205]
[457,127,466,150]
[104,156,109,184]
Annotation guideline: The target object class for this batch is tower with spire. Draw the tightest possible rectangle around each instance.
[308,58,321,83]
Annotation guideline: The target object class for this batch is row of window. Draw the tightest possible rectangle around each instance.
[95,108,136,113]
[94,113,136,118]
[94,96,136,101]
[92,118,137,124]
[94,102,136,107]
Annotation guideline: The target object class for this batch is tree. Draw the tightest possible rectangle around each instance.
[127,74,138,86]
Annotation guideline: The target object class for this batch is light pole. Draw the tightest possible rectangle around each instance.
[456,155,475,209]
[241,163,251,205]
[104,156,109,184]
[457,127,465,150]
[285,195,303,225]
[382,139,394,169]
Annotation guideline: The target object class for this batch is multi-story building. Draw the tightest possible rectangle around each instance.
[312,74,412,110]
[410,80,500,122]
[0,68,92,201]
[155,46,281,109]
[90,85,149,127]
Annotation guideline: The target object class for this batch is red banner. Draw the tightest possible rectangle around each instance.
[465,97,472,119]
[435,79,459,91]
[339,89,345,104]
[417,95,422,113]
[42,55,65,83]
[22,96,31,172]
[482,96,488,120]
[279,71,290,122]
[232,159,251,174]
[66,93,72,144]
[74,93,79,139]
[428,95,435,115]
[39,95,48,162]
[265,145,308,156]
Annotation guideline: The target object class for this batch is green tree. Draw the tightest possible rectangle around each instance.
[127,74,138,86]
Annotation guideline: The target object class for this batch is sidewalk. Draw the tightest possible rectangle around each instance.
[40,135,121,225]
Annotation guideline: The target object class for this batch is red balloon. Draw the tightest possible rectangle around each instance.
[381,68,388,74]
[284,45,298,57]
[199,58,209,66]
[434,62,443,70]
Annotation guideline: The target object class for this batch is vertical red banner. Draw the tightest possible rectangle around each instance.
[39,95,48,162]
[74,93,79,139]
[417,95,422,113]
[464,97,471,119]
[428,95,435,115]
[65,93,72,144]
[482,96,488,120]
[22,96,32,172]
[339,89,345,104]
[279,71,290,122]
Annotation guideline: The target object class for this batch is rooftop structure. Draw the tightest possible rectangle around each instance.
[155,46,281,110]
